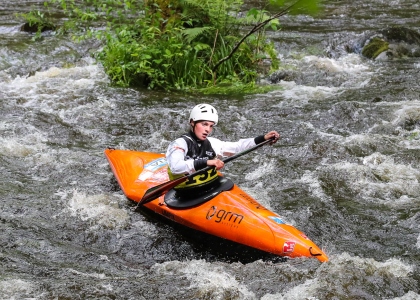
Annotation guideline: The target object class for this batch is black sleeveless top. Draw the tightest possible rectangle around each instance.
[181,131,216,170]
[167,131,219,190]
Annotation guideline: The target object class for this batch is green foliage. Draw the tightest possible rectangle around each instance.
[16,9,56,41]
[23,0,321,92]
[199,82,282,95]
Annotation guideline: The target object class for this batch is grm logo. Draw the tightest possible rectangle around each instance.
[206,206,244,224]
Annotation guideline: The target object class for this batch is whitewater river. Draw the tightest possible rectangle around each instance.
[1,0,419,299]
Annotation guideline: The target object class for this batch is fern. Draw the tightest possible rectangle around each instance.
[182,26,214,43]
[180,0,243,31]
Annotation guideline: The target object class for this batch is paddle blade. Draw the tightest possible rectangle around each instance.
[138,175,188,205]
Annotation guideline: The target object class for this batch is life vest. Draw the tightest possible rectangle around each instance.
[167,132,219,190]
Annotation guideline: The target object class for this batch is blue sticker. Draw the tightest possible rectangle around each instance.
[144,157,167,171]
[268,216,285,224]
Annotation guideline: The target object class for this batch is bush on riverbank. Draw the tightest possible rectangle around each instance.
[19,0,320,93]
[95,0,280,90]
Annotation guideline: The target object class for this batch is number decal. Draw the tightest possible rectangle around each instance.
[198,171,209,181]
[184,168,217,186]
[185,176,197,185]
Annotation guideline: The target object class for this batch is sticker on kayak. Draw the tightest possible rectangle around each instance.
[268,216,285,224]
[144,157,167,171]
[138,157,167,181]
[283,241,296,253]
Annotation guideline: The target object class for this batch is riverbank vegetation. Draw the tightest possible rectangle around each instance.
[19,0,320,94]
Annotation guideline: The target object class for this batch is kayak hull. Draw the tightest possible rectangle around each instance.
[105,148,328,262]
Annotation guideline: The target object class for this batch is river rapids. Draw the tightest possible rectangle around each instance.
[0,0,419,299]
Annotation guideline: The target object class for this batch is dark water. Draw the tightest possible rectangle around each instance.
[1,1,419,299]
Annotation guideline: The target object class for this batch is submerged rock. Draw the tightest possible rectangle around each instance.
[266,70,294,83]
[362,37,389,59]
[379,27,420,44]
[361,26,420,60]
[20,22,56,33]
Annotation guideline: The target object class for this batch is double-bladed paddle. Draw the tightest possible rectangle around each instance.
[133,137,274,210]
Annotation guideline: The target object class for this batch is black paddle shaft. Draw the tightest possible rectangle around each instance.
[135,137,274,208]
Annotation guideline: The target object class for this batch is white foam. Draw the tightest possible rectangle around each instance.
[1,63,108,110]
[61,190,130,229]
[389,291,420,300]
[0,131,47,157]
[303,54,370,75]
[393,101,420,124]
[152,260,256,299]
[264,53,374,107]
[361,152,420,204]
[245,158,276,181]
[315,152,420,206]
[300,170,332,203]
[330,253,413,278]
[275,81,339,105]
[274,167,331,202]
[262,253,414,300]
[261,278,319,300]
[0,279,34,299]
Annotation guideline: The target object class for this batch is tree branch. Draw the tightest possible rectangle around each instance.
[211,0,303,73]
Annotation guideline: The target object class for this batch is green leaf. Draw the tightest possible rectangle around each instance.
[182,27,214,43]
[193,43,211,52]
[247,8,259,19]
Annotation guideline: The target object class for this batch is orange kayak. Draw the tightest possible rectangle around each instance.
[105,148,328,262]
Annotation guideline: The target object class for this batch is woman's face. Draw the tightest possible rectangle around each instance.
[192,120,215,141]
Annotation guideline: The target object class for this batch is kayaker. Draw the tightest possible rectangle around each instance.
[166,103,280,191]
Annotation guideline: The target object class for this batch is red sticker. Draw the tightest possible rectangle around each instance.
[283,241,296,253]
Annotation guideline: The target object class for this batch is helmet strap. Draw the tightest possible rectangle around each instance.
[189,119,196,130]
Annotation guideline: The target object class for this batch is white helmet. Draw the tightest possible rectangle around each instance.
[189,104,218,125]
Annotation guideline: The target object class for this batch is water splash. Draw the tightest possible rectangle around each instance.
[60,190,130,229]
[152,260,256,299]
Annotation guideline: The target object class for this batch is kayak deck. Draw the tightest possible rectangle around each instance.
[164,176,234,208]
